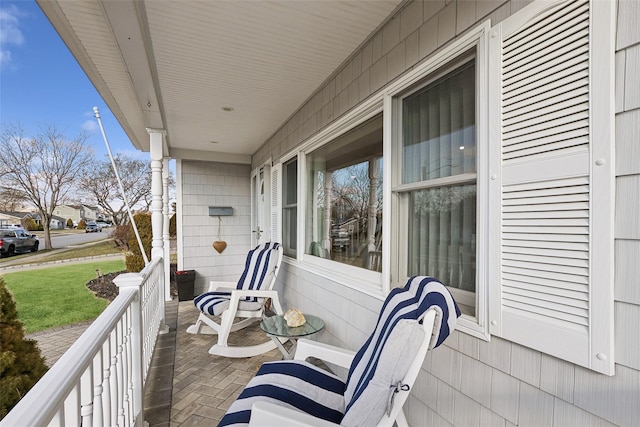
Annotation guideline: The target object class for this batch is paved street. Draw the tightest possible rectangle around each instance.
[46,229,111,249]
[0,235,120,272]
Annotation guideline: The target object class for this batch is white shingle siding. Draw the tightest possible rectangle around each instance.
[177,0,638,424]
[179,161,251,293]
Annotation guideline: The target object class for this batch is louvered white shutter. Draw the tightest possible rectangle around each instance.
[271,163,282,244]
[488,0,614,374]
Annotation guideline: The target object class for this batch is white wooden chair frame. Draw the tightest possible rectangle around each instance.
[248,309,437,427]
[186,245,285,358]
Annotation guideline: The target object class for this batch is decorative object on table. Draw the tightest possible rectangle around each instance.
[213,216,227,253]
[261,313,324,360]
[174,270,196,301]
[283,308,306,327]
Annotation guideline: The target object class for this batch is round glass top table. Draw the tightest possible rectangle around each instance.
[260,314,324,359]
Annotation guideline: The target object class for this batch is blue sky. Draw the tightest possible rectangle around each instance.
[0,0,145,160]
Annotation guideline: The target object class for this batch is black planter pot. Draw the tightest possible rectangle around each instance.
[174,270,196,301]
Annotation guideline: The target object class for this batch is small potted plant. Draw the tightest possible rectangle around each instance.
[174,270,196,301]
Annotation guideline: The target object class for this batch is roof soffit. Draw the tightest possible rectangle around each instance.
[38,0,406,160]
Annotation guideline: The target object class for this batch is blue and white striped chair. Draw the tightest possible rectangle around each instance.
[218,276,461,427]
[186,242,284,358]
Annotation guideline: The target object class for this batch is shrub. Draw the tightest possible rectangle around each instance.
[111,224,131,251]
[169,213,176,237]
[125,212,152,272]
[0,278,48,419]
[66,218,74,228]
[20,218,35,231]
[77,219,87,230]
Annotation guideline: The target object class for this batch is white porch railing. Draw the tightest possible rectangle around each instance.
[1,258,165,427]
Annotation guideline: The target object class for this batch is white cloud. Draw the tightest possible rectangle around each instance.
[0,5,25,69]
[115,148,149,161]
[82,119,98,132]
[0,49,12,67]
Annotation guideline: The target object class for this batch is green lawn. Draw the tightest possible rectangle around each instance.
[2,259,126,334]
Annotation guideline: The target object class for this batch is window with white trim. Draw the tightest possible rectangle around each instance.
[282,158,298,257]
[304,114,383,272]
[394,59,478,317]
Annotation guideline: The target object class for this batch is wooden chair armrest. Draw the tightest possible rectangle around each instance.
[249,401,339,427]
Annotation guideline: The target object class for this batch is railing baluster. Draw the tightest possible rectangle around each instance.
[51,405,65,427]
[116,318,126,426]
[93,349,104,427]
[63,382,80,426]
[81,365,94,427]
[122,308,132,426]
[109,329,118,426]
[101,338,111,427]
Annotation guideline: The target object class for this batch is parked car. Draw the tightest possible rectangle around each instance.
[85,222,102,233]
[96,221,110,229]
[0,228,39,257]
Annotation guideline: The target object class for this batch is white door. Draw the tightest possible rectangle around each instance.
[251,165,271,246]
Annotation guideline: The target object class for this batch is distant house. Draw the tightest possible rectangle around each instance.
[83,205,101,222]
[49,215,67,229]
[0,212,26,228]
[0,211,64,229]
[55,205,85,225]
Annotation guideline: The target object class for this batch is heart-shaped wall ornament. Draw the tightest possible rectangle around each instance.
[213,240,227,254]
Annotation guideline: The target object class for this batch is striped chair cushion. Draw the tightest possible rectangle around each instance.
[193,290,263,316]
[217,360,346,427]
[237,242,280,291]
[217,276,460,427]
[193,242,280,316]
[343,276,461,417]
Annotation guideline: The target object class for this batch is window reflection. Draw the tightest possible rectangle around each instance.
[306,114,383,271]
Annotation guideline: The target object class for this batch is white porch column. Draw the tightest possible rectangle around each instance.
[148,129,166,260]
[162,157,171,302]
[148,129,169,334]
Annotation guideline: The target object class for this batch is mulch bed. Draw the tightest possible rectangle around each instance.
[86,264,178,302]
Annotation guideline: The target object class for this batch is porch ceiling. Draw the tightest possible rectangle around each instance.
[37,0,405,163]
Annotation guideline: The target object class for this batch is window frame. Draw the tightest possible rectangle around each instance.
[386,22,490,339]
[298,105,387,292]
[303,114,384,273]
[277,22,491,332]
[281,156,299,258]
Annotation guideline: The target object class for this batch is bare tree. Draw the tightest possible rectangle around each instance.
[79,154,157,225]
[0,123,93,249]
[331,163,372,222]
[0,187,31,211]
